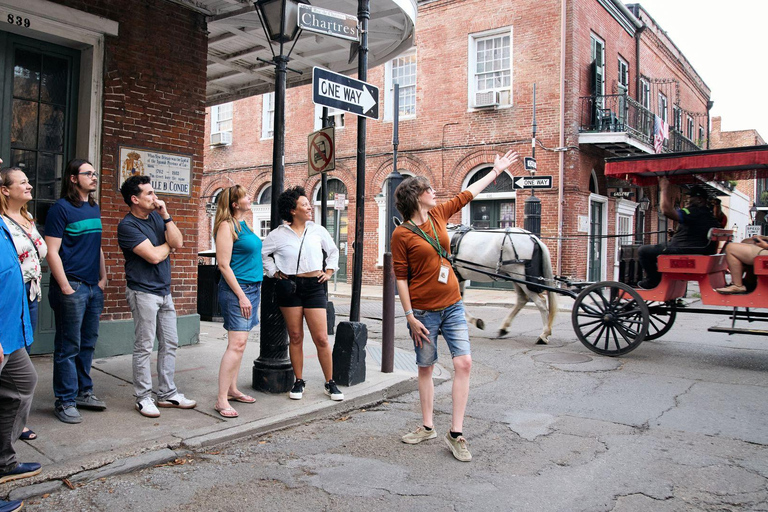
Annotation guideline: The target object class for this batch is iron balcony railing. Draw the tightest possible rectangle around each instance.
[579,94,702,154]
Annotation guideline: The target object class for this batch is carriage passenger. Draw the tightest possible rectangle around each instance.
[391,150,518,462]
[637,178,719,290]
[715,235,768,294]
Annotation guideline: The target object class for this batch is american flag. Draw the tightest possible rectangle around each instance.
[653,115,669,154]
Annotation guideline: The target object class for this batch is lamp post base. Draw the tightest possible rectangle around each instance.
[252,360,295,393]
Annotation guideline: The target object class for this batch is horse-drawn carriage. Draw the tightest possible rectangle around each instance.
[450,145,768,357]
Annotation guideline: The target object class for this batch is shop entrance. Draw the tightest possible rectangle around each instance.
[1,32,80,353]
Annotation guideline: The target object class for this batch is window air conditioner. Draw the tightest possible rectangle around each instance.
[475,90,499,108]
[210,131,232,146]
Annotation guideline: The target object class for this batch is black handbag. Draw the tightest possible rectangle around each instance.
[275,228,307,298]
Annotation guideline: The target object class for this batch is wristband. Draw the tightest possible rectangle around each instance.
[163,216,173,224]
[404,310,413,316]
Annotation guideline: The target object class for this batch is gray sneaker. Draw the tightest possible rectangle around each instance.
[444,433,472,462]
[402,426,437,444]
[75,392,106,411]
[54,404,82,424]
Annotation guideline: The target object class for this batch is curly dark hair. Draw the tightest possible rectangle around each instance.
[395,176,431,220]
[277,185,307,222]
[120,175,151,206]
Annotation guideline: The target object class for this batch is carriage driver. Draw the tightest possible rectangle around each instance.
[637,177,719,289]
[391,149,519,462]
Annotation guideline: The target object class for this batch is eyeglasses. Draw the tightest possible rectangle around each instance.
[78,171,98,178]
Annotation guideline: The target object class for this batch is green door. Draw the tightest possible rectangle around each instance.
[1,32,80,354]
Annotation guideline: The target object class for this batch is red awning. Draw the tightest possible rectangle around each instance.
[605,145,768,186]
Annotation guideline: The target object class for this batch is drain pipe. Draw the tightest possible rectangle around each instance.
[557,0,566,275]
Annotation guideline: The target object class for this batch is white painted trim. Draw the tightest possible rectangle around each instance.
[467,26,513,111]
[460,166,517,225]
[588,193,609,281]
[261,92,274,140]
[0,0,113,178]
[0,0,118,36]
[375,194,387,266]
[614,198,637,279]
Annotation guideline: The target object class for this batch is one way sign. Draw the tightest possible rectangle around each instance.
[312,67,379,120]
[513,176,553,189]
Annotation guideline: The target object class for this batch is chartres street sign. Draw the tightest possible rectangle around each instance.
[312,67,379,120]
[298,4,359,42]
[307,127,335,176]
[513,176,553,189]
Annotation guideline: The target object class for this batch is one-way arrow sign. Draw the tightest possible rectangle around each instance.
[513,176,553,189]
[312,67,379,120]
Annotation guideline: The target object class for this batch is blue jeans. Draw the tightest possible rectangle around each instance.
[408,300,471,367]
[25,282,38,353]
[49,280,103,406]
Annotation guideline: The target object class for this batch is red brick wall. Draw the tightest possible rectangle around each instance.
[54,0,208,320]
[200,0,711,283]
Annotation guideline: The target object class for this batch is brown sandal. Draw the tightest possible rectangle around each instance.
[716,284,747,294]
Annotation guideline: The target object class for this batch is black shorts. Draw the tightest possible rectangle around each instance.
[275,276,327,309]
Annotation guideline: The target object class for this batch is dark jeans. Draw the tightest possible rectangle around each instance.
[0,348,37,471]
[638,244,713,285]
[49,280,103,407]
[25,282,38,354]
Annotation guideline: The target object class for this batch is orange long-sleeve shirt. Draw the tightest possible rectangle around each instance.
[391,190,473,311]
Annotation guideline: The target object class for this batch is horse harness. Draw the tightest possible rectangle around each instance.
[449,225,531,277]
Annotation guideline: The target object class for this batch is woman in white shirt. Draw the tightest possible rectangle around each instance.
[0,166,48,441]
[262,186,343,402]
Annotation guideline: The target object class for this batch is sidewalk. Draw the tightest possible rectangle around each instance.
[6,321,444,500]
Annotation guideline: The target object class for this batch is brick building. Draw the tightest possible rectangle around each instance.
[200,0,715,284]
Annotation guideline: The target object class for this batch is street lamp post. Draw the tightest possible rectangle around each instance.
[253,0,307,393]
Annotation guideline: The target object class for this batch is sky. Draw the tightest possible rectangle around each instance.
[628,0,768,140]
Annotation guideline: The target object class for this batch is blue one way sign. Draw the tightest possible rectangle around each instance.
[312,67,379,120]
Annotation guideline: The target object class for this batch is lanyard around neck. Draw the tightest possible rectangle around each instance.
[408,217,447,259]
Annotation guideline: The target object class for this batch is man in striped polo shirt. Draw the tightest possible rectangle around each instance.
[45,159,108,424]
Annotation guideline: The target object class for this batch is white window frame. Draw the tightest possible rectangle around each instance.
[250,184,272,239]
[686,115,694,140]
[261,92,275,140]
[617,57,629,92]
[211,102,233,135]
[384,48,417,121]
[313,104,345,131]
[614,198,637,279]
[698,125,706,147]
[467,26,513,110]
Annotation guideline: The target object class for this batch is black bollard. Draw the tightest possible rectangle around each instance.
[332,321,367,386]
[381,253,395,373]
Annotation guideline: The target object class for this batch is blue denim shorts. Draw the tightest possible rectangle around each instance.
[218,279,261,331]
[407,300,470,367]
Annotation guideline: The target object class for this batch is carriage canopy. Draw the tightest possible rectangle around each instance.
[605,145,768,186]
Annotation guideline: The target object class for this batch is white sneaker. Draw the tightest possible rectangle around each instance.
[135,397,160,418]
[157,393,197,409]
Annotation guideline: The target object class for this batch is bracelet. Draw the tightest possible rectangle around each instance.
[163,216,173,224]
[404,310,413,316]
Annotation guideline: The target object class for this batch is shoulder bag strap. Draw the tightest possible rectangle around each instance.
[4,216,40,260]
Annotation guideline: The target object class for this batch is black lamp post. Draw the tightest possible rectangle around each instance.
[253,0,308,393]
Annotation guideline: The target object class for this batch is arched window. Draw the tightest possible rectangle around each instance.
[314,178,347,202]
[257,185,271,204]
[462,166,516,229]
[252,183,272,238]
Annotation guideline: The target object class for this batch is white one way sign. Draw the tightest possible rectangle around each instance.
[312,67,379,120]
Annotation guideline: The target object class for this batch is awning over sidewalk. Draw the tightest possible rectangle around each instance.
[195,0,417,105]
[605,145,768,186]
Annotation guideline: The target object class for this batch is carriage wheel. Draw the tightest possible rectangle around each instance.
[571,281,649,356]
[642,301,677,341]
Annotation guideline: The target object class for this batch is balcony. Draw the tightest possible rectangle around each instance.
[579,94,703,157]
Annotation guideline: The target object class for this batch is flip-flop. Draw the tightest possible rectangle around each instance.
[214,404,239,418]
[19,428,37,441]
[227,393,256,404]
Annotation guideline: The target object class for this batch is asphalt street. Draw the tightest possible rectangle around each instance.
[22,301,768,511]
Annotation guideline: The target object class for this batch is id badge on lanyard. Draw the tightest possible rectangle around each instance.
[438,264,450,284]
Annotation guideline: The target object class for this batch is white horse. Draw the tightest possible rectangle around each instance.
[447,226,558,344]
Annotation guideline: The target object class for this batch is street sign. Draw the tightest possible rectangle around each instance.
[308,127,335,176]
[523,157,537,173]
[746,225,761,238]
[312,67,379,120]
[513,176,553,189]
[334,193,346,210]
[298,4,359,42]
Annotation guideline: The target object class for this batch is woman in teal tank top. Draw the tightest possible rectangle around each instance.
[213,185,263,418]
